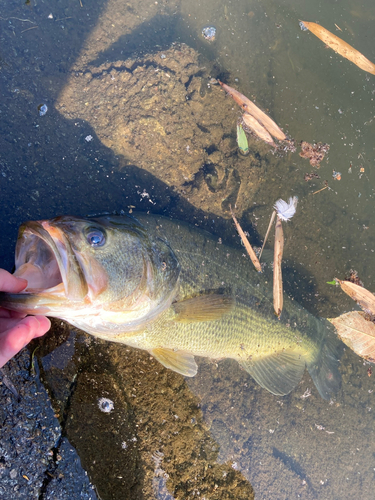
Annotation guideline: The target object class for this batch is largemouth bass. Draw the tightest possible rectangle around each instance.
[0,214,342,398]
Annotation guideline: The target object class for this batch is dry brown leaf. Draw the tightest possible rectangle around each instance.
[336,279,375,315]
[218,80,287,141]
[329,311,375,362]
[242,113,276,146]
[273,216,284,317]
[301,21,375,75]
[229,206,262,273]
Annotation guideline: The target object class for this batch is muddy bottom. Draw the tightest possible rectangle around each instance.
[56,43,284,219]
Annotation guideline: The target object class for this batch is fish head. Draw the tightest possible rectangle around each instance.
[2,215,180,334]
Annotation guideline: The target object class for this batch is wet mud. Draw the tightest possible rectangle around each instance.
[57,43,276,218]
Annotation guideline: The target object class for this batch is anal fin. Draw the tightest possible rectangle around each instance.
[150,347,198,377]
[239,350,306,396]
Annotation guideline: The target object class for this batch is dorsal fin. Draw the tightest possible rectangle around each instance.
[238,350,306,396]
[150,348,198,377]
[172,293,234,323]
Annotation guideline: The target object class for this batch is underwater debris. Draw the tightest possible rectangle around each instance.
[274,196,298,222]
[236,123,249,155]
[230,205,262,272]
[304,172,320,182]
[272,197,298,317]
[345,269,364,287]
[300,21,375,75]
[97,397,114,413]
[273,216,284,318]
[330,280,375,363]
[336,280,375,314]
[202,26,216,41]
[259,210,276,259]
[38,104,48,116]
[299,141,330,167]
[218,80,287,142]
[330,311,375,363]
[242,113,276,146]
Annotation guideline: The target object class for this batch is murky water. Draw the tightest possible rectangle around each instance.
[1,0,375,498]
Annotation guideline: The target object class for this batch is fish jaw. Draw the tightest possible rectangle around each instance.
[14,220,89,302]
[3,217,105,317]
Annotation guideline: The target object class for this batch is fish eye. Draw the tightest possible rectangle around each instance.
[86,228,106,248]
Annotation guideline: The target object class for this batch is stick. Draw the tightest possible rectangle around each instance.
[0,17,35,23]
[273,216,284,317]
[21,26,38,33]
[230,205,262,272]
[259,210,276,259]
[311,185,328,195]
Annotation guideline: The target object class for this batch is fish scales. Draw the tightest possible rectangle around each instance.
[0,214,342,398]
[128,216,318,358]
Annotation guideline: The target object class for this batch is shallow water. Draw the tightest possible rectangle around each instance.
[1,0,375,498]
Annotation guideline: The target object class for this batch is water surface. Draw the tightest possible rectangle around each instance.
[1,0,375,498]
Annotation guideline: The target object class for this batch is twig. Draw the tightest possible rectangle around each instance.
[273,216,284,317]
[230,205,262,272]
[21,26,38,34]
[312,185,328,195]
[259,210,276,259]
[0,17,35,23]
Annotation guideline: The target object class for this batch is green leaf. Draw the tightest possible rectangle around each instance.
[326,280,337,285]
[237,124,249,155]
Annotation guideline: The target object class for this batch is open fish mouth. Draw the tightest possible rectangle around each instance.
[14,218,88,302]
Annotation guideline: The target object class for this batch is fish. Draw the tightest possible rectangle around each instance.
[300,21,375,75]
[218,80,287,141]
[0,214,342,399]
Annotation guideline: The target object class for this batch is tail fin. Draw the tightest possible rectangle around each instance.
[306,318,343,399]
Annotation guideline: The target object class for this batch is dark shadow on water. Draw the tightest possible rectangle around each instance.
[86,13,218,67]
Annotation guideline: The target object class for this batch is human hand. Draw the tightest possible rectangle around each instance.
[0,269,50,368]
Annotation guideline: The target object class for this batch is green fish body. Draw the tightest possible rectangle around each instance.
[0,214,342,398]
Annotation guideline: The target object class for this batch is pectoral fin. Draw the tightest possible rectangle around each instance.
[239,350,306,396]
[172,293,234,323]
[150,348,198,377]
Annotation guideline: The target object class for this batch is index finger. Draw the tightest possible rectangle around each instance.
[0,269,28,293]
